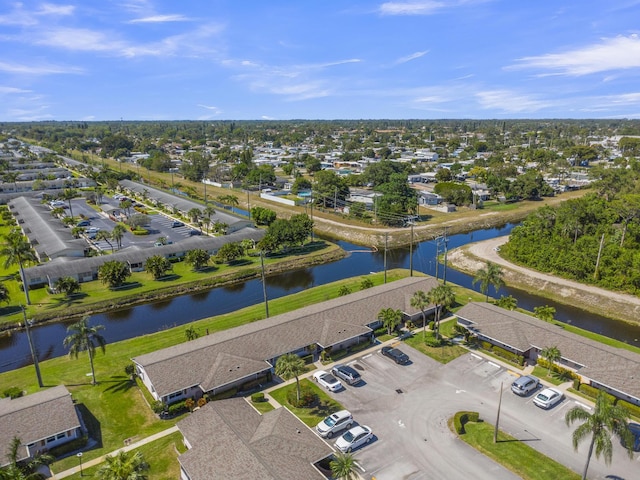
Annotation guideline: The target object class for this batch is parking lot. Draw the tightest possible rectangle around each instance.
[68,196,201,252]
[315,344,639,480]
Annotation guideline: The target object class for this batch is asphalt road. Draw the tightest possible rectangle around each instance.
[320,344,639,480]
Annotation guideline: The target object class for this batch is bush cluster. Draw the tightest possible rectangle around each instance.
[573,383,640,419]
[286,385,318,408]
[537,358,580,380]
[47,436,88,457]
[479,342,525,366]
[2,386,23,399]
[453,411,480,434]
[167,399,188,416]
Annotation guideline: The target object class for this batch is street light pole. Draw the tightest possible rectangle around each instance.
[77,452,83,476]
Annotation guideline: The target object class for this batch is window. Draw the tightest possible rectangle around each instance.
[46,436,55,443]
[57,433,66,440]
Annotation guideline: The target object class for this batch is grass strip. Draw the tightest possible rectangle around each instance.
[268,379,345,428]
[455,419,580,480]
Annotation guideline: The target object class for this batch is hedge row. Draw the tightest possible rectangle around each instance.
[453,411,480,435]
[479,341,525,366]
[537,358,580,380]
[574,383,640,419]
[48,436,88,458]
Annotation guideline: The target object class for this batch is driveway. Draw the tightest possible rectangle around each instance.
[320,344,638,480]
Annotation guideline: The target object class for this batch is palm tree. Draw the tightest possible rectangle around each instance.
[377,307,402,335]
[540,346,561,375]
[95,230,114,252]
[565,391,634,480]
[472,261,505,301]
[96,450,149,480]
[111,224,126,250]
[410,290,430,335]
[63,316,107,385]
[1,230,37,305]
[187,208,202,228]
[60,188,78,218]
[330,452,359,480]
[274,353,306,403]
[534,305,556,322]
[1,436,54,480]
[427,284,455,340]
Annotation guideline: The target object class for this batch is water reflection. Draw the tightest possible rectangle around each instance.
[267,269,315,291]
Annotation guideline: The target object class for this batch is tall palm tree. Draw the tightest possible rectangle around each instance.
[60,188,77,218]
[427,284,455,340]
[330,452,359,480]
[96,450,149,480]
[111,224,126,250]
[565,391,634,480]
[410,290,430,335]
[1,229,37,305]
[63,316,107,385]
[274,353,306,403]
[472,261,505,301]
[1,436,54,480]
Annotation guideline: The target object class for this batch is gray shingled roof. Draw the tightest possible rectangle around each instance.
[8,196,86,260]
[0,385,81,466]
[456,303,640,400]
[22,228,265,285]
[133,276,439,398]
[177,398,332,480]
[119,179,250,230]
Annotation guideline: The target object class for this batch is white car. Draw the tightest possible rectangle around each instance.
[533,387,564,409]
[335,425,373,452]
[312,370,343,392]
[315,410,353,438]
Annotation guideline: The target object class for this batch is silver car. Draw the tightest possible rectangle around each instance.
[315,410,353,438]
[511,375,539,396]
[533,387,564,409]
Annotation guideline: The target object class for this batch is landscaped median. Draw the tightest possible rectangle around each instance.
[450,411,581,480]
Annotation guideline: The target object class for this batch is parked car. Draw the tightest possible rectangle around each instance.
[331,364,362,385]
[315,410,353,438]
[85,227,100,234]
[511,375,539,396]
[76,220,91,227]
[188,229,202,236]
[171,220,184,228]
[335,425,373,453]
[381,346,410,365]
[623,423,640,452]
[312,370,343,392]
[533,387,564,409]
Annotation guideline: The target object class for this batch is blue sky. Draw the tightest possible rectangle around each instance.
[1,0,640,121]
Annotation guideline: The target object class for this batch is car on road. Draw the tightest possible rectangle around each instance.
[381,346,410,365]
[171,220,184,228]
[331,364,362,385]
[335,425,373,453]
[533,387,564,409]
[315,410,353,438]
[511,375,539,396]
[312,370,343,392]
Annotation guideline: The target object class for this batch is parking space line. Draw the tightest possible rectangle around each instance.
[573,401,592,411]
[470,353,482,360]
[488,361,501,369]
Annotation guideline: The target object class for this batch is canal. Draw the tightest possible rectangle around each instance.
[1,223,638,373]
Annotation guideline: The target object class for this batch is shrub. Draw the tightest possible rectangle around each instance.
[537,358,580,380]
[47,436,88,458]
[425,337,443,347]
[428,321,435,331]
[3,386,23,399]
[453,411,480,435]
[577,383,616,403]
[210,388,238,401]
[616,399,640,419]
[286,385,318,408]
[251,393,266,403]
[168,400,188,416]
[151,400,165,414]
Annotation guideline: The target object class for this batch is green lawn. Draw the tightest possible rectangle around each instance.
[268,379,345,428]
[404,330,468,364]
[57,431,185,480]
[457,419,580,480]
[531,366,566,386]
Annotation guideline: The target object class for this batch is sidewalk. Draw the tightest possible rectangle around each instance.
[51,426,179,479]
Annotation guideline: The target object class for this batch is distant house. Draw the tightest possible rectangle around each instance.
[456,303,640,406]
[417,191,442,206]
[0,385,83,466]
[177,398,332,480]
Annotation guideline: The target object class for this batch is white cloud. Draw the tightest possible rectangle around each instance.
[511,34,640,76]
[476,90,552,113]
[0,86,31,94]
[128,15,190,24]
[197,104,222,114]
[261,115,276,120]
[379,2,445,16]
[37,4,76,16]
[33,28,128,53]
[0,61,83,75]
[395,50,429,64]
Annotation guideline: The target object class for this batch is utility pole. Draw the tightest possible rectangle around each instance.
[443,227,449,285]
[494,381,504,443]
[23,306,43,388]
[594,233,605,280]
[409,222,414,277]
[247,190,250,214]
[384,233,388,284]
[260,251,269,318]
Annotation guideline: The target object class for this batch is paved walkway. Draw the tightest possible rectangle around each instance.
[51,426,179,479]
